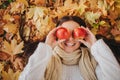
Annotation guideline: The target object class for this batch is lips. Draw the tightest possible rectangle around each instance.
[65,42,76,47]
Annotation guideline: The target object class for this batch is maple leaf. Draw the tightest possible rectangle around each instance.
[25,7,55,41]
[85,11,101,25]
[1,39,24,56]
[97,0,108,16]
[26,7,35,21]
[16,0,29,7]
[78,1,87,15]
[10,1,28,14]
[3,14,14,22]
[3,22,18,34]
[88,0,98,9]
[1,68,21,80]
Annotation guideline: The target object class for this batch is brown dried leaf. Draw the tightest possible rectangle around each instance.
[0,51,10,60]
[111,26,120,36]
[13,57,24,71]
[2,68,21,80]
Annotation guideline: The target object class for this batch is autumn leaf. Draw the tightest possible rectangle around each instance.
[3,14,14,22]
[10,1,27,14]
[16,0,29,7]
[0,51,10,60]
[3,22,18,34]
[97,0,108,16]
[26,7,35,20]
[1,39,24,56]
[78,1,87,15]
[2,68,21,80]
[30,0,46,6]
[115,35,120,42]
[88,0,98,9]
[111,26,120,36]
[0,62,4,72]
[114,0,120,8]
[85,11,101,25]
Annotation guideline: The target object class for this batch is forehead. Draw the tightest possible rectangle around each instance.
[61,21,80,30]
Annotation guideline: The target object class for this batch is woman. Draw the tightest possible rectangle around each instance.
[19,16,120,80]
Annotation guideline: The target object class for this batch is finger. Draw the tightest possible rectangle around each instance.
[78,39,86,44]
[78,39,91,48]
[48,27,57,35]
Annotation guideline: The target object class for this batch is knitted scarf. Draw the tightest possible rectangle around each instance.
[44,46,97,80]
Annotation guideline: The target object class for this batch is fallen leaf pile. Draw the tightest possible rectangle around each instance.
[0,0,120,80]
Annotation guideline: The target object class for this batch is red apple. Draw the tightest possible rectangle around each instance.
[56,27,70,39]
[73,27,87,39]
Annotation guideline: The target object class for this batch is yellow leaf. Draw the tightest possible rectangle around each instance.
[16,0,29,7]
[1,40,12,55]
[11,39,17,54]
[115,0,120,8]
[91,28,98,35]
[1,39,24,56]
[3,14,14,21]
[98,0,108,16]
[10,1,27,14]
[33,7,48,22]
[88,0,98,9]
[78,2,87,15]
[26,8,35,20]
[85,11,101,25]
[2,68,21,80]
[23,25,31,41]
[13,41,24,55]
[0,62,4,72]
[3,22,18,34]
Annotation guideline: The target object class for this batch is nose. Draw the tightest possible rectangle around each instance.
[68,35,74,41]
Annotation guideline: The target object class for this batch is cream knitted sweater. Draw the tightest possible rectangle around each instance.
[19,39,120,80]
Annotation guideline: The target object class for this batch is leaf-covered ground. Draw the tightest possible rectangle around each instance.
[0,0,120,80]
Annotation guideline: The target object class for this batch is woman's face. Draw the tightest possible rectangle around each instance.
[58,21,81,53]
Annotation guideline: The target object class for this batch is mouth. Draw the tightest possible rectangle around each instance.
[64,42,76,47]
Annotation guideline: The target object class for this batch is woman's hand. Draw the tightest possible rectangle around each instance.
[45,28,57,49]
[78,26,97,48]
[45,27,65,49]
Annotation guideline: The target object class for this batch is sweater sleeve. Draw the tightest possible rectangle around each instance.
[91,39,120,80]
[19,43,52,80]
